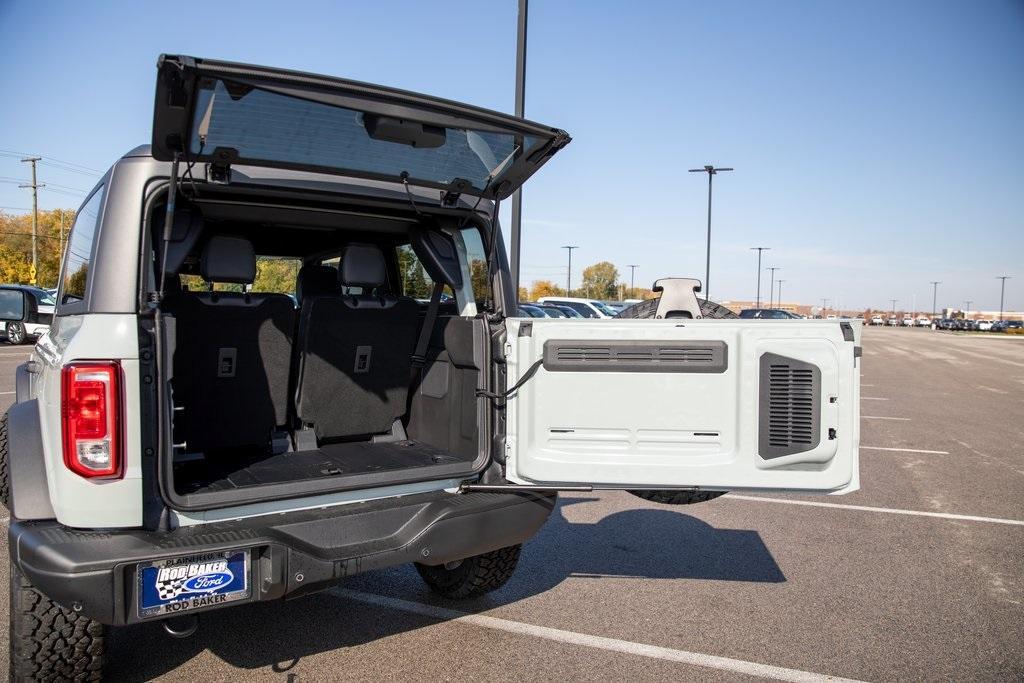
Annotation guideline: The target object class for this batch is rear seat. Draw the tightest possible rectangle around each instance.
[294,244,419,441]
[170,236,295,454]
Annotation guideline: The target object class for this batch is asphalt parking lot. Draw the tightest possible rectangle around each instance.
[1,325,1022,681]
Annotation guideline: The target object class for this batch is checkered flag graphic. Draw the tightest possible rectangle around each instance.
[155,577,186,601]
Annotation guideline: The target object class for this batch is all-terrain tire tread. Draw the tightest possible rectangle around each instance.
[627,489,727,505]
[616,297,739,320]
[9,563,105,682]
[415,545,522,600]
[1,411,9,509]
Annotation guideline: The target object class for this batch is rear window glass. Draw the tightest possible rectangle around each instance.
[60,187,104,304]
[192,79,540,193]
[180,256,300,298]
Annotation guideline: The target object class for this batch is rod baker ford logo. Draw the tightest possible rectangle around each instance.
[155,560,234,601]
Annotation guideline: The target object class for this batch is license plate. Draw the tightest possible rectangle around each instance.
[137,550,251,619]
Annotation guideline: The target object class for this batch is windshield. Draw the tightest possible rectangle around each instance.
[591,301,618,316]
[191,79,541,193]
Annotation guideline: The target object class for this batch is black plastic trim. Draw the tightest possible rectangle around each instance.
[5,398,56,521]
[543,340,728,373]
[8,489,555,625]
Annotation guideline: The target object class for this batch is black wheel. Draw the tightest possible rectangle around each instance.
[9,562,105,682]
[1,411,9,510]
[617,296,734,504]
[5,321,27,345]
[415,545,521,599]
[627,489,727,505]
[616,297,739,320]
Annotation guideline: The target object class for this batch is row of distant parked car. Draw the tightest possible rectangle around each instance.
[517,297,628,319]
[867,314,1022,332]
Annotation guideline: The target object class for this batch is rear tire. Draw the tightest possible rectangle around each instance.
[617,295,734,504]
[5,321,27,345]
[415,545,521,599]
[8,562,105,682]
[628,490,727,505]
[616,297,738,320]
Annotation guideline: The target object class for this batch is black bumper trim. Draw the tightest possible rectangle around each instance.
[8,489,555,625]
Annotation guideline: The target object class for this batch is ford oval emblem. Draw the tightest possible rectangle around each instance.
[183,571,232,592]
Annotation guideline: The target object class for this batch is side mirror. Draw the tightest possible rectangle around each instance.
[0,289,29,322]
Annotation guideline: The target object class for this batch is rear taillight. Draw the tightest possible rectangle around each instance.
[61,362,123,479]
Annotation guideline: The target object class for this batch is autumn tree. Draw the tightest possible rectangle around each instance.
[580,261,619,299]
[0,208,75,287]
[528,280,563,300]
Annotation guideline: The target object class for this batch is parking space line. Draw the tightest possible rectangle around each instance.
[861,446,948,455]
[861,397,889,401]
[725,495,1024,527]
[862,415,909,421]
[334,588,864,682]
[0,391,14,395]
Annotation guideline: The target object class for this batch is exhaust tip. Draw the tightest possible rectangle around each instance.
[162,615,199,638]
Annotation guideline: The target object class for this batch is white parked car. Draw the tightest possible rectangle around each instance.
[887,317,899,326]
[902,317,914,326]
[870,315,884,326]
[537,296,617,318]
[977,320,994,331]
[916,317,931,327]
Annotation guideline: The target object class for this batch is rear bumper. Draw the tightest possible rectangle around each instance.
[8,489,555,625]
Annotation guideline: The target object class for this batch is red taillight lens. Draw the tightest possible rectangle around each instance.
[61,362,122,479]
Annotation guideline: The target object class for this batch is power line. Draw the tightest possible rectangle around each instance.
[0,149,101,174]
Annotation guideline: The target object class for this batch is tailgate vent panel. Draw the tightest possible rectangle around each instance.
[543,340,727,373]
[759,353,821,459]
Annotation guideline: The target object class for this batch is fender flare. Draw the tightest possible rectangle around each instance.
[6,398,56,521]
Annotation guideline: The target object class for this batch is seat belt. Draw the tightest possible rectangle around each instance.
[410,281,445,389]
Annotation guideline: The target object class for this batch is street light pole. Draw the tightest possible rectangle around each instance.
[965,300,972,315]
[627,264,638,296]
[688,165,733,302]
[996,276,1010,322]
[776,279,785,309]
[750,246,769,307]
[929,281,941,317]
[766,267,780,309]
[509,0,529,304]
[890,298,898,317]
[561,245,577,295]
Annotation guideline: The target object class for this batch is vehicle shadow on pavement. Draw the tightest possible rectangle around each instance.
[104,496,783,678]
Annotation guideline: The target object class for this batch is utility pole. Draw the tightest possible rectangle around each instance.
[996,276,1010,322]
[766,267,780,309]
[964,300,972,316]
[19,157,44,285]
[929,281,941,316]
[508,0,529,303]
[890,298,898,317]
[776,279,785,309]
[561,245,577,295]
[627,264,638,297]
[688,165,733,301]
[822,298,831,318]
[750,246,769,307]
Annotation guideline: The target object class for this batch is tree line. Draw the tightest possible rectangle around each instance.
[0,209,656,304]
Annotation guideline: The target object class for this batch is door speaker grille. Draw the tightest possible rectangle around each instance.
[759,353,821,459]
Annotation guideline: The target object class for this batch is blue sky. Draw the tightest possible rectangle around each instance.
[1,0,1021,311]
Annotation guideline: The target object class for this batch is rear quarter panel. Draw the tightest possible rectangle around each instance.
[33,314,143,527]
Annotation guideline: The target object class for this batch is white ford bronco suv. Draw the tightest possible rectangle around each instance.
[1,55,861,679]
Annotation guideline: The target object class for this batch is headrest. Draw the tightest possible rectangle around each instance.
[339,244,387,289]
[200,236,256,284]
[296,264,340,302]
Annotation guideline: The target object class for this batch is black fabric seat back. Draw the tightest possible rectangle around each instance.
[295,244,419,440]
[171,236,295,453]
